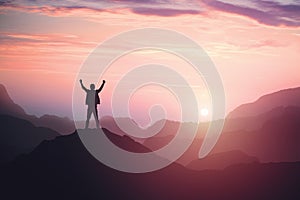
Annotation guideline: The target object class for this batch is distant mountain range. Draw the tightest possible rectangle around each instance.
[228,87,300,119]
[0,115,59,163]
[0,84,75,134]
[1,83,300,170]
[0,83,74,163]
[211,106,300,162]
[187,150,259,170]
[141,87,300,166]
[141,105,300,166]
[182,105,300,166]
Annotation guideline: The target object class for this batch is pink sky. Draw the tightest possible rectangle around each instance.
[0,0,300,123]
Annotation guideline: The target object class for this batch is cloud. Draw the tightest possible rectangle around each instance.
[228,39,288,50]
[2,0,299,26]
[0,32,96,47]
[0,0,201,17]
[202,0,300,27]
[131,7,200,16]
[0,3,106,16]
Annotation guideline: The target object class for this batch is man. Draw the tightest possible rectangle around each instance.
[80,79,106,129]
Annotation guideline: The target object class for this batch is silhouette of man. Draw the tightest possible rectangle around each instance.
[80,79,106,129]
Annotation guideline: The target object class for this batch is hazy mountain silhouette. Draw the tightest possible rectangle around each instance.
[228,87,300,119]
[99,104,300,167]
[142,120,207,150]
[0,115,59,163]
[96,128,151,153]
[33,114,75,135]
[89,86,300,168]
[1,130,299,200]
[99,116,140,136]
[143,87,300,147]
[142,87,300,166]
[212,106,300,162]
[224,106,291,132]
[99,116,182,144]
[0,84,27,117]
[144,87,300,146]
[187,150,258,170]
[0,84,75,134]
[169,106,300,166]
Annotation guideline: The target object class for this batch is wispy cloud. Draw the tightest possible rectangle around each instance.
[131,7,200,16]
[202,0,300,27]
[0,32,96,66]
[1,0,300,27]
[0,0,202,17]
[0,32,96,47]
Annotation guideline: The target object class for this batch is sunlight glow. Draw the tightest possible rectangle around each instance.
[200,108,209,117]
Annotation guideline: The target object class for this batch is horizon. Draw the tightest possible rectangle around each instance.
[1,0,300,124]
[1,82,299,123]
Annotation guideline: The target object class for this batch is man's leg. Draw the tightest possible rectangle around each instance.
[93,105,99,128]
[85,107,92,129]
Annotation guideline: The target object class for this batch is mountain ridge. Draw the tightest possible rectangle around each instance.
[0,114,59,163]
[228,87,300,119]
[0,84,75,134]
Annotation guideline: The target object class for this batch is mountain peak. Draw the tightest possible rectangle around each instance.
[0,83,75,134]
[228,87,300,119]
[0,83,26,116]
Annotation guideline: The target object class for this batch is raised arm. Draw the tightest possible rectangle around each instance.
[97,80,106,93]
[79,79,88,92]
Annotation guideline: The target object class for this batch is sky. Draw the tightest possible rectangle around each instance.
[0,0,300,124]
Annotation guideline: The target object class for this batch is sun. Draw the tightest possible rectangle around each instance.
[200,108,209,117]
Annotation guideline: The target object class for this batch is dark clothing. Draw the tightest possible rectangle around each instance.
[85,89,101,105]
[81,82,105,105]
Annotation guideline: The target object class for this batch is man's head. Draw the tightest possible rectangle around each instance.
[90,84,95,90]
